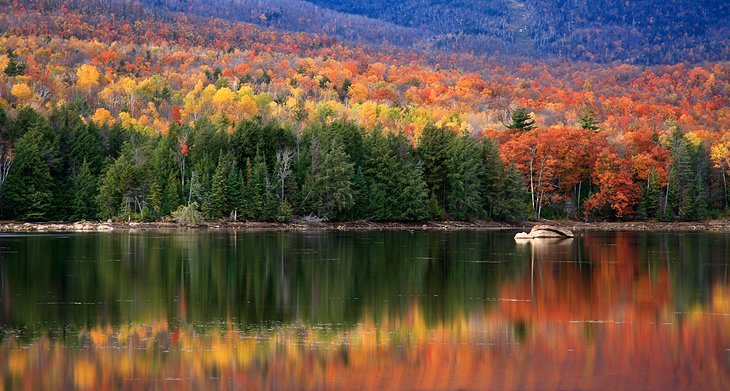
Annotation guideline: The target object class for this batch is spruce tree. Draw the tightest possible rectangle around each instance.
[3,127,54,220]
[639,169,661,220]
[250,152,270,219]
[163,171,181,215]
[504,107,536,132]
[578,105,600,131]
[210,154,230,219]
[71,160,99,220]
[417,124,453,210]
[227,167,243,220]
[316,139,355,219]
[447,134,484,220]
[480,137,528,221]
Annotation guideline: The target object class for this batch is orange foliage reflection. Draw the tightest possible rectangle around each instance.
[2,236,730,390]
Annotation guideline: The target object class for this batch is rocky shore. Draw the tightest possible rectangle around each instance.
[2,219,730,233]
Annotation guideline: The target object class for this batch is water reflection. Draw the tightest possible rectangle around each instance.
[0,231,729,390]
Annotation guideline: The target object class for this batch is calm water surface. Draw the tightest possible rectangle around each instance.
[0,230,729,390]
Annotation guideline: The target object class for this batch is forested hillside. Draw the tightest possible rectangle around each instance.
[0,0,729,222]
[142,0,730,64]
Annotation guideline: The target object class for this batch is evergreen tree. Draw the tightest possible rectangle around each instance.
[447,134,484,220]
[397,161,430,221]
[348,166,368,220]
[2,127,54,220]
[249,152,271,219]
[315,139,356,219]
[364,132,429,221]
[163,171,181,215]
[210,154,230,219]
[417,124,454,210]
[504,107,536,132]
[3,49,26,77]
[71,160,99,220]
[578,105,600,131]
[8,106,43,143]
[639,169,661,220]
[480,138,528,221]
[227,167,243,220]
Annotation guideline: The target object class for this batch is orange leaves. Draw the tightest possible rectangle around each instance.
[584,150,640,219]
[93,49,119,66]
[232,63,251,77]
[90,107,114,125]
[179,138,189,157]
[171,105,182,125]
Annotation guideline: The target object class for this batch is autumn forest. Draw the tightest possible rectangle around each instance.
[0,0,729,223]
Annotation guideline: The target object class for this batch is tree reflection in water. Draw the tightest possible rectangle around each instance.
[0,231,729,390]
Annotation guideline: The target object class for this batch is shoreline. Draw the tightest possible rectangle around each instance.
[2,220,730,233]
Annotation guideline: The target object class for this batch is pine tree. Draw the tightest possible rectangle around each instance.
[317,139,355,219]
[241,158,256,219]
[348,166,368,220]
[250,152,271,219]
[480,138,528,221]
[71,160,99,220]
[578,105,600,131]
[210,154,230,219]
[163,171,181,216]
[504,107,536,132]
[226,167,243,220]
[397,162,430,221]
[417,124,453,210]
[639,169,661,220]
[447,134,484,220]
[2,127,54,220]
[4,49,26,77]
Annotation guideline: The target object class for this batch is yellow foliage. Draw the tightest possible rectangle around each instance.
[10,83,33,102]
[684,131,706,147]
[357,101,379,128]
[348,82,370,103]
[76,64,100,90]
[73,359,97,390]
[91,108,114,125]
[118,112,135,128]
[710,142,730,170]
[235,94,259,120]
[7,351,27,376]
[0,54,8,72]
[212,87,236,106]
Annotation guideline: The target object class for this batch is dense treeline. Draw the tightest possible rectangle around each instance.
[1,105,726,223]
[0,106,527,222]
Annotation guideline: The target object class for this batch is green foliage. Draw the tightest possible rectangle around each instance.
[578,105,600,131]
[308,138,356,219]
[71,160,99,220]
[2,125,53,220]
[638,169,661,220]
[480,138,529,221]
[447,134,484,220]
[3,49,26,77]
[664,123,710,221]
[171,202,204,225]
[0,106,618,224]
[276,200,294,222]
[364,131,429,221]
[417,124,454,210]
[504,107,536,132]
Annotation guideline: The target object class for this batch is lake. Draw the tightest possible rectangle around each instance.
[0,230,728,390]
